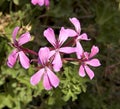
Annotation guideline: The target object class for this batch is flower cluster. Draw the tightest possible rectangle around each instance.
[31,0,50,7]
[7,17,101,90]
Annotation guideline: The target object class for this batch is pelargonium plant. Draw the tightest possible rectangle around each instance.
[7,1,101,90]
[7,17,101,90]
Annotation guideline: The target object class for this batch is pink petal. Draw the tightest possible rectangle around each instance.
[38,0,44,6]
[52,52,62,72]
[76,41,84,59]
[84,52,89,60]
[65,29,77,37]
[44,28,56,47]
[49,50,55,58]
[45,0,50,6]
[58,27,68,46]
[18,32,31,46]
[46,67,59,88]
[89,45,99,58]
[59,47,75,54]
[84,65,94,80]
[7,49,18,68]
[43,73,52,90]
[30,68,44,85]
[77,33,90,41]
[31,0,38,5]
[69,17,81,34]
[79,65,86,77]
[38,47,50,65]
[12,27,19,42]
[18,51,30,69]
[86,59,101,67]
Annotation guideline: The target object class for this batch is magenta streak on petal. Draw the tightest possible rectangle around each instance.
[46,67,59,88]
[19,51,30,69]
[58,27,68,46]
[7,49,18,68]
[43,73,52,90]
[12,27,20,43]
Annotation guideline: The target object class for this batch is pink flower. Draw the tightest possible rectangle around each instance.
[44,27,75,72]
[7,27,31,69]
[30,47,60,90]
[31,0,50,7]
[78,45,101,79]
[66,17,90,59]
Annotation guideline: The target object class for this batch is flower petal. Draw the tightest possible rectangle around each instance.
[7,49,18,68]
[30,68,44,85]
[52,52,62,72]
[38,0,44,6]
[89,45,99,58]
[58,27,68,46]
[79,65,86,77]
[86,59,101,67]
[31,0,38,5]
[49,50,56,58]
[69,17,81,34]
[12,27,19,42]
[18,32,31,46]
[59,47,75,54]
[76,41,84,59]
[44,28,56,47]
[84,52,89,60]
[65,29,77,37]
[43,73,52,90]
[19,51,30,69]
[46,67,59,88]
[45,0,50,6]
[84,65,94,80]
[38,47,50,65]
[77,33,90,41]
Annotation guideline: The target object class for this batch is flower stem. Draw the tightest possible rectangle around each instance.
[22,47,38,56]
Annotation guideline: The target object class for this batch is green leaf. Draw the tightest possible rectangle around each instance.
[13,0,19,5]
[0,94,13,108]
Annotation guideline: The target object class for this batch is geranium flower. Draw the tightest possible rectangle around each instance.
[66,17,90,59]
[78,45,101,79]
[31,0,50,7]
[7,27,31,69]
[44,27,75,72]
[30,47,60,90]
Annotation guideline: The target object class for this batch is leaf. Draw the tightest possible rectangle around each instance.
[48,97,55,105]
[13,0,19,5]
[0,94,13,108]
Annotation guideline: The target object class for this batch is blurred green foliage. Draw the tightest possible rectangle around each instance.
[0,0,120,109]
